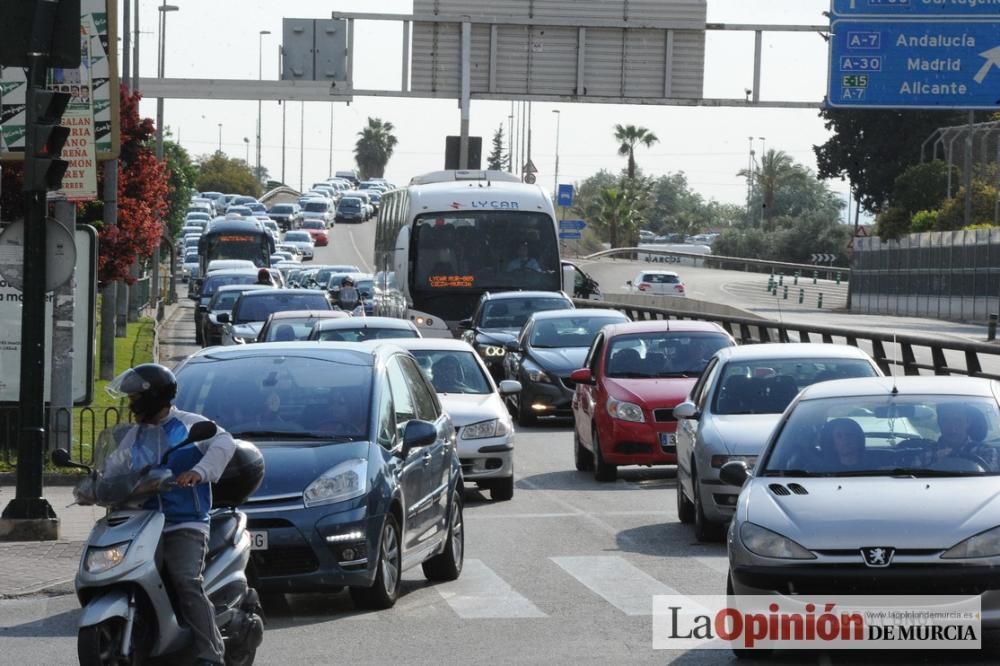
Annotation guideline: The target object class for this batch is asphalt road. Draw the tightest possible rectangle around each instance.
[2,225,997,664]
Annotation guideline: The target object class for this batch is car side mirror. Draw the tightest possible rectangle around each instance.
[498,380,521,396]
[673,401,699,420]
[569,368,594,385]
[504,340,520,353]
[197,304,209,313]
[216,312,231,324]
[719,461,750,487]
[458,318,472,330]
[399,420,437,457]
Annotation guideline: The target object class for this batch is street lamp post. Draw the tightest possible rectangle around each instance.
[155,2,179,162]
[257,30,271,187]
[244,137,250,163]
[551,109,561,194]
[217,123,222,153]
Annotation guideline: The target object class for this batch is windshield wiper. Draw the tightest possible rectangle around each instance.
[230,430,359,441]
[884,468,984,478]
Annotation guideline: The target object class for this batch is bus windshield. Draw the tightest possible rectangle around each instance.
[412,211,560,292]
[200,228,274,269]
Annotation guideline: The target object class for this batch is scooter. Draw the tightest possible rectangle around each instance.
[332,288,366,317]
[53,420,266,666]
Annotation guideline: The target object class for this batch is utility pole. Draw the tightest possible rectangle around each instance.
[257,29,271,186]
[329,104,334,177]
[551,109,561,194]
[300,102,305,192]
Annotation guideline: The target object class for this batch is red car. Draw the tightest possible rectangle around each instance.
[301,221,329,246]
[570,321,735,482]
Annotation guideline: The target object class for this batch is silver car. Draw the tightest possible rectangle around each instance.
[673,343,882,542]
[393,339,521,501]
[723,376,1000,629]
[282,230,315,260]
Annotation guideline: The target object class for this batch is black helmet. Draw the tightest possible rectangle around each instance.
[341,276,355,287]
[107,363,177,420]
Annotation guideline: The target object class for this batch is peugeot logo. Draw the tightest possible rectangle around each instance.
[861,547,895,568]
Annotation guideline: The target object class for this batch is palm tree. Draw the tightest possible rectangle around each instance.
[597,186,638,248]
[738,148,795,228]
[614,124,659,180]
[354,117,398,179]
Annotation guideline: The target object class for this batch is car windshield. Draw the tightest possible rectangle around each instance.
[409,350,492,395]
[712,358,878,416]
[271,205,293,214]
[302,221,324,229]
[605,332,734,378]
[312,326,418,342]
[261,317,328,341]
[529,316,622,349]
[761,395,1000,477]
[174,354,371,441]
[209,290,244,311]
[304,202,328,212]
[339,199,361,209]
[234,293,331,324]
[285,232,310,242]
[480,297,570,330]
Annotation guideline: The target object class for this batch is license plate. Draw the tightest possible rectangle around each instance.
[659,432,677,452]
[249,530,268,550]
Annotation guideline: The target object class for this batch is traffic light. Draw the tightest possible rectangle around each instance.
[24,90,71,192]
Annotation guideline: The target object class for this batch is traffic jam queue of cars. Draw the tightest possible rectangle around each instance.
[179,191,1000,650]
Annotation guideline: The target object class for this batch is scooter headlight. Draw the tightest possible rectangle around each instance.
[85,542,131,573]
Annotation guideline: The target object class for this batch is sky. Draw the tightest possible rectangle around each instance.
[130,1,846,216]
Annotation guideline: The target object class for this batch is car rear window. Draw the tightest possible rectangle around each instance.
[313,327,419,342]
[642,273,679,284]
[480,297,571,329]
[606,332,734,379]
[285,232,310,242]
[201,274,257,297]
[234,293,331,323]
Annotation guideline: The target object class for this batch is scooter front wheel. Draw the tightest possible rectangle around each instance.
[78,618,146,666]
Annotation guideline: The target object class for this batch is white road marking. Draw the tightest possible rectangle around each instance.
[346,226,372,272]
[436,559,547,618]
[551,555,680,616]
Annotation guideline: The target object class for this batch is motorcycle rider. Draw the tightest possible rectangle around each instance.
[337,275,360,310]
[106,363,236,666]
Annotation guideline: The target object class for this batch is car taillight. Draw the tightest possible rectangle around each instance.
[638,282,651,291]
[675,284,685,292]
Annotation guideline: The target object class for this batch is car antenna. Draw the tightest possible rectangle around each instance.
[889,330,899,394]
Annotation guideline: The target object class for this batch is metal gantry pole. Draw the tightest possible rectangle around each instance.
[459,22,471,169]
[552,109,561,193]
[300,101,305,192]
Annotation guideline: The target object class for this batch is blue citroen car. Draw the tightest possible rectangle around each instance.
[173,342,464,609]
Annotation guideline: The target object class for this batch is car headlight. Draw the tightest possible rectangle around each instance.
[85,542,130,573]
[942,526,1000,559]
[606,396,645,423]
[461,418,511,440]
[480,345,506,358]
[303,458,368,508]
[711,455,758,469]
[522,361,551,384]
[740,522,815,560]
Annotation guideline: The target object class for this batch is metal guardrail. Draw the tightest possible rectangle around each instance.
[0,406,130,465]
[583,247,851,282]
[576,298,1000,380]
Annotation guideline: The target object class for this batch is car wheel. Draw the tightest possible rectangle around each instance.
[693,465,722,542]
[517,394,537,427]
[349,514,402,609]
[490,476,514,502]
[727,574,770,659]
[593,428,617,482]
[422,493,464,581]
[676,465,695,524]
[574,427,594,472]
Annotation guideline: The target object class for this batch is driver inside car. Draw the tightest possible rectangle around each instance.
[932,403,999,470]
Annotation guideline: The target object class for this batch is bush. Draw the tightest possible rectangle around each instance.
[874,206,911,239]
[910,210,938,232]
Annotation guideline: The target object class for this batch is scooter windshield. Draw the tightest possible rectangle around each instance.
[74,424,174,507]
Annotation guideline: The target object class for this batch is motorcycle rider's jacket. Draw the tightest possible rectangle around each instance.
[116,407,236,534]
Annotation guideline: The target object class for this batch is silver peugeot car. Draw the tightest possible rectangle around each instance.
[723,376,1000,627]
[673,343,882,542]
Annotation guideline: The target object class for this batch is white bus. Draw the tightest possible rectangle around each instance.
[374,170,567,337]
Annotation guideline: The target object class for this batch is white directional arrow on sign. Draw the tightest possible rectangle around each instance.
[974,45,1000,84]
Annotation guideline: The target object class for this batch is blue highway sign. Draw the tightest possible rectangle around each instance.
[559,231,582,240]
[833,0,1000,18]
[557,184,574,208]
[559,219,587,231]
[828,20,1000,108]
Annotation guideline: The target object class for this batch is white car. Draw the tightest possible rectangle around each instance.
[629,270,686,296]
[276,243,303,261]
[181,251,200,282]
[300,198,334,227]
[393,338,521,501]
[282,230,315,260]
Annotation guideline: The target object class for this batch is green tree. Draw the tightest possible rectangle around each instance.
[354,117,398,179]
[487,124,508,171]
[737,149,798,228]
[891,160,954,216]
[813,108,969,213]
[935,180,1000,230]
[195,152,259,197]
[162,139,198,240]
[595,186,634,248]
[614,124,659,180]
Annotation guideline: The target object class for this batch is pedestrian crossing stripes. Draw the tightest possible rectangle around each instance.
[435,559,547,618]
[550,556,683,616]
